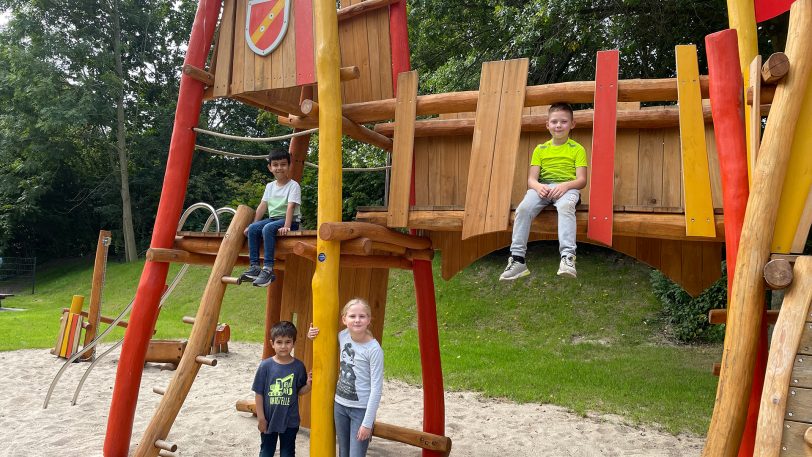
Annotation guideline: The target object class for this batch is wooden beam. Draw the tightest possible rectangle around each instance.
[147,248,251,267]
[387,70,419,227]
[342,77,712,124]
[373,105,716,137]
[764,258,793,289]
[82,230,112,360]
[280,106,393,151]
[336,0,398,22]
[372,421,452,453]
[356,209,725,242]
[339,66,361,81]
[746,84,776,105]
[182,64,214,86]
[708,309,779,325]
[62,308,129,329]
[761,52,790,84]
[319,221,433,249]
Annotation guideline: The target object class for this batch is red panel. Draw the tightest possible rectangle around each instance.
[755,0,794,22]
[587,50,619,246]
[294,0,315,85]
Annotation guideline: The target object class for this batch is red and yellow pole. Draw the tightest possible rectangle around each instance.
[725,0,758,181]
[310,0,342,454]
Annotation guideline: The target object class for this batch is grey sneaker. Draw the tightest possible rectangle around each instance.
[252,267,275,287]
[499,257,530,281]
[557,255,577,278]
[240,265,262,282]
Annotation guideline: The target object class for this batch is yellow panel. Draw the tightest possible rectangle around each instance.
[676,45,716,237]
[772,73,812,253]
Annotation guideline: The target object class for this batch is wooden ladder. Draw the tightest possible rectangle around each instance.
[133,205,254,457]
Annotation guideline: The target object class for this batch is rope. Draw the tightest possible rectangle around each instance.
[194,127,318,142]
[196,145,390,172]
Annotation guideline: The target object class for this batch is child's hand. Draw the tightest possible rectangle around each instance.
[357,425,372,441]
[535,184,551,198]
[278,226,290,235]
[258,418,267,433]
[548,184,569,200]
[307,370,313,385]
[243,227,249,236]
[307,324,320,339]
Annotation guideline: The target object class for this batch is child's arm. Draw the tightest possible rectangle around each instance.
[526,165,550,198]
[278,202,299,236]
[299,370,313,395]
[547,166,587,200]
[358,347,384,440]
[255,392,267,433]
[244,201,269,236]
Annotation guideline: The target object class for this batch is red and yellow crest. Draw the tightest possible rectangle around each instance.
[245,0,291,56]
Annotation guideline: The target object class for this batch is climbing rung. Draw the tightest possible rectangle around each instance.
[153,386,166,395]
[195,355,217,366]
[155,440,177,452]
[221,276,242,285]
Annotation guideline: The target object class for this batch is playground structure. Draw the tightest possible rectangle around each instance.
[87,0,812,456]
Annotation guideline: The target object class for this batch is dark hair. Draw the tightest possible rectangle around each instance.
[270,320,297,341]
[549,102,574,119]
[267,149,291,164]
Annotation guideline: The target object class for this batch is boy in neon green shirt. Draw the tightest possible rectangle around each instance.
[500,102,587,280]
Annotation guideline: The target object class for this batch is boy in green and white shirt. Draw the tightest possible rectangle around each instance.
[500,102,588,281]
[241,149,301,287]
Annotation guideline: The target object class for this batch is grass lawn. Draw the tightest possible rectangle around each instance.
[0,242,721,435]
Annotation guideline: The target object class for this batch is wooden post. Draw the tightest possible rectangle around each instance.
[133,205,253,457]
[82,230,112,361]
[263,270,284,360]
[702,2,812,456]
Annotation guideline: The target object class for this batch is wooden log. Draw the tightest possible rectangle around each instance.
[749,55,763,175]
[301,98,318,117]
[181,64,214,86]
[372,421,452,452]
[236,398,257,415]
[355,209,726,242]
[153,387,166,395]
[342,77,712,124]
[154,440,177,452]
[195,356,217,366]
[708,309,779,325]
[319,221,432,249]
[707,3,812,455]
[181,316,195,325]
[753,257,812,457]
[761,52,790,84]
[337,0,398,22]
[147,247,251,267]
[82,230,112,360]
[339,66,361,82]
[747,84,776,105]
[221,276,241,285]
[279,106,393,151]
[714,363,721,376]
[134,205,253,457]
[371,241,406,255]
[764,258,794,289]
[374,105,715,137]
[62,309,129,329]
[172,235,303,258]
[405,248,434,261]
[805,427,812,447]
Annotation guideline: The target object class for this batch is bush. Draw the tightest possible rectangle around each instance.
[650,263,727,344]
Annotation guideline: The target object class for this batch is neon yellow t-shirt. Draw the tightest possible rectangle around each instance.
[530,139,587,183]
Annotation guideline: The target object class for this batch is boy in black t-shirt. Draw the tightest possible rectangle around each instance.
[252,321,312,457]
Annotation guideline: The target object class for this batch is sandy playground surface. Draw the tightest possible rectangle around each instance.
[0,342,704,456]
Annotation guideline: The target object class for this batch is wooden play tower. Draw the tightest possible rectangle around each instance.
[100,0,812,456]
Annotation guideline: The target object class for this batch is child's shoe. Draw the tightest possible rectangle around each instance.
[252,267,275,287]
[557,255,577,278]
[499,257,530,281]
[240,265,262,282]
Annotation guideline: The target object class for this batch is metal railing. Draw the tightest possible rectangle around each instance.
[0,256,36,294]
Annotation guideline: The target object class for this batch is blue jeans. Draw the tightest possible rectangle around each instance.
[247,218,299,268]
[334,401,370,457]
[260,426,299,457]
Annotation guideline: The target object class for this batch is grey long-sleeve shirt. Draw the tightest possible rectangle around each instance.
[335,328,384,428]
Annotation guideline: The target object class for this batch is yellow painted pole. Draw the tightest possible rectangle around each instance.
[726,0,758,182]
[310,0,342,455]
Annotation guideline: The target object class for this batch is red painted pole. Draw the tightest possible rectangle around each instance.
[390,1,445,455]
[103,1,222,455]
[705,29,760,457]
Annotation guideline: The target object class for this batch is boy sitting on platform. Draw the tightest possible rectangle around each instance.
[499,102,587,281]
[241,149,301,287]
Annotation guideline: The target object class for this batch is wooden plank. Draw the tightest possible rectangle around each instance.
[350,0,372,101]
[570,129,593,203]
[700,242,722,293]
[587,50,620,246]
[213,0,236,97]
[282,0,298,88]
[387,71,418,227]
[637,129,665,207]
[614,104,641,207]
[785,386,812,424]
[755,257,812,456]
[793,192,812,253]
[230,0,247,94]
[376,3,393,99]
[675,45,716,238]
[749,55,762,176]
[365,9,383,101]
[294,0,315,85]
[680,241,703,297]
[777,420,812,457]
[790,343,812,388]
[483,58,529,233]
[659,239,683,286]
[338,1,359,103]
[661,127,683,208]
[437,136,457,206]
[413,138,430,205]
[461,61,506,239]
[456,132,471,206]
[705,122,724,210]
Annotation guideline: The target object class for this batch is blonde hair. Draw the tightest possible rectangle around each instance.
[342,297,372,317]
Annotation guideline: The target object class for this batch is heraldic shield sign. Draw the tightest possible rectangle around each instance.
[246,0,291,56]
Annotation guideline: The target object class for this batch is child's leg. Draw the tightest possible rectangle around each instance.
[260,219,287,268]
[277,426,299,457]
[346,407,370,457]
[259,431,278,457]
[553,188,580,257]
[510,189,550,258]
[247,219,273,266]
[334,402,352,457]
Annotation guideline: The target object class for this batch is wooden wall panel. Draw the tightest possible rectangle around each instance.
[637,129,665,206]
[387,71,418,227]
[338,0,393,104]
[614,103,641,207]
[570,130,594,204]
[662,128,684,209]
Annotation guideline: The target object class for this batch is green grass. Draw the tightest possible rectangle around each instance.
[0,242,720,435]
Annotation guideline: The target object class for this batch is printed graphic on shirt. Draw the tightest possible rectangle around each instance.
[336,342,359,401]
[267,373,295,405]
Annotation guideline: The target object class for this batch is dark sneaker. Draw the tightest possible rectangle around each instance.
[557,255,577,278]
[499,257,530,281]
[240,265,262,282]
[252,267,275,287]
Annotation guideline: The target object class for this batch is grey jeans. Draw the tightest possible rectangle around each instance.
[510,186,579,258]
[334,401,370,457]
